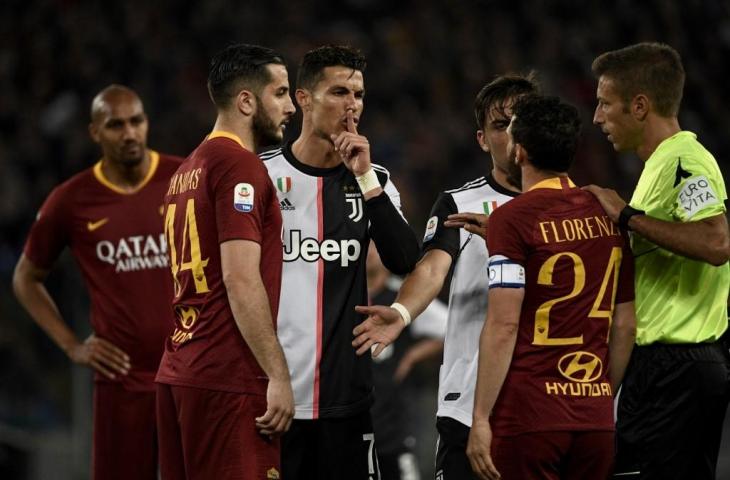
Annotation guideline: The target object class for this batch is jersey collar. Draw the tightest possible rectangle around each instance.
[93,150,160,195]
[207,130,246,148]
[528,176,576,192]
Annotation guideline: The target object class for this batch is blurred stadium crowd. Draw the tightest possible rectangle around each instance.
[1,0,729,477]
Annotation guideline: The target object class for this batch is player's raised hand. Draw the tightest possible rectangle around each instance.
[353,304,407,357]
[466,418,501,480]
[582,185,627,223]
[330,111,371,176]
[255,377,294,438]
[68,333,131,379]
[444,212,490,240]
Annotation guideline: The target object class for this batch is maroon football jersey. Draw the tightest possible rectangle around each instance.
[155,131,283,395]
[24,151,182,391]
[487,177,634,435]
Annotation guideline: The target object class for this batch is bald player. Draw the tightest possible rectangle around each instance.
[13,84,183,480]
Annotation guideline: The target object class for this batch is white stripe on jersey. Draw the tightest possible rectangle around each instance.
[436,177,517,427]
[264,153,320,419]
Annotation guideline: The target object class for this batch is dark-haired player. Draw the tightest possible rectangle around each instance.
[155,43,295,479]
[587,42,730,480]
[13,85,183,480]
[262,45,420,479]
[353,74,538,479]
[466,95,637,480]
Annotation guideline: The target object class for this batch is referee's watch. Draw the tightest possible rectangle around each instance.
[618,205,645,231]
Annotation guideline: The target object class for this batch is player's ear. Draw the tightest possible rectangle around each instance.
[514,144,528,165]
[295,88,311,111]
[89,122,101,144]
[631,94,649,121]
[476,130,489,153]
[236,90,256,116]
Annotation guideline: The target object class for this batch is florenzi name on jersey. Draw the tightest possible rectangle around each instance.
[96,234,169,273]
[166,167,203,196]
[538,215,619,244]
[283,229,361,267]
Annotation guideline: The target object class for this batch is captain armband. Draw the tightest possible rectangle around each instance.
[488,255,525,289]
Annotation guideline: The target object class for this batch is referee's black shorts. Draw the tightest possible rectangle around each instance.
[614,340,730,479]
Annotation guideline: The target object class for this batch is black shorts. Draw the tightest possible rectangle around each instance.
[614,341,730,479]
[282,411,380,480]
[435,417,477,480]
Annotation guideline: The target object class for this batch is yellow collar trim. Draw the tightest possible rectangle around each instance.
[93,150,160,195]
[207,131,245,148]
[528,176,576,192]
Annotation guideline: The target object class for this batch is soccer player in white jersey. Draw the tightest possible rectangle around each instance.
[353,74,539,479]
[262,45,420,480]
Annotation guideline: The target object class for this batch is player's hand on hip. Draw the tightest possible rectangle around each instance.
[353,304,407,357]
[330,111,371,176]
[582,185,626,223]
[444,212,489,240]
[256,377,294,438]
[68,333,130,379]
[466,418,501,480]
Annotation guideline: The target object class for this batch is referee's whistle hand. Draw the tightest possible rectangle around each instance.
[582,185,626,223]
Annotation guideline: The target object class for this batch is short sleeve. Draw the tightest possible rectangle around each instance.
[24,186,70,269]
[486,204,528,265]
[615,232,635,304]
[671,159,727,221]
[213,153,273,244]
[422,192,460,257]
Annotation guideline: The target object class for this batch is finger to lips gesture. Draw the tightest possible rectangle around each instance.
[330,111,371,175]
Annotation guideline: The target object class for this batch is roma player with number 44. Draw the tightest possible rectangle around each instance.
[155,44,295,480]
[466,95,637,480]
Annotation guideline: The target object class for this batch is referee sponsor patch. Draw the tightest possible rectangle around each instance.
[488,254,525,288]
[677,175,719,218]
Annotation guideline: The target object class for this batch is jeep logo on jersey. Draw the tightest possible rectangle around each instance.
[283,229,361,267]
[96,234,169,273]
[346,197,363,222]
[557,351,603,383]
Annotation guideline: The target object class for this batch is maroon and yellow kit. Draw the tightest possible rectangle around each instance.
[24,151,182,391]
[155,131,283,395]
[487,177,634,436]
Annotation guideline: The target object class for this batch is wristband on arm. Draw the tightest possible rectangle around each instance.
[390,302,412,327]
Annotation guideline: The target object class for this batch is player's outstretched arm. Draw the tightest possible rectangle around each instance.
[583,185,730,266]
[467,287,524,480]
[608,301,636,394]
[220,240,294,437]
[353,249,452,357]
[12,255,130,379]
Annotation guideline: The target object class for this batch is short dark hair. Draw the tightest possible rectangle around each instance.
[296,45,366,91]
[474,73,540,129]
[208,43,286,108]
[511,94,581,173]
[592,42,684,117]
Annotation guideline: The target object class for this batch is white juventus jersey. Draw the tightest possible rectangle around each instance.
[263,143,409,420]
[421,175,518,427]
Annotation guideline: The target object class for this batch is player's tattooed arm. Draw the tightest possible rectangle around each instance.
[12,255,131,379]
